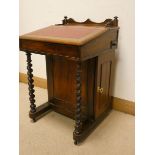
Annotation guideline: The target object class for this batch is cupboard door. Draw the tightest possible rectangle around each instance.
[95,51,115,118]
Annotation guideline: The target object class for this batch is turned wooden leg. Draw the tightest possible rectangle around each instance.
[73,61,82,145]
[26,52,36,121]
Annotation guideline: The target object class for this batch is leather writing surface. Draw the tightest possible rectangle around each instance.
[20,25,108,45]
[27,25,105,39]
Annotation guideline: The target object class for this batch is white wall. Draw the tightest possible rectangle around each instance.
[19,0,135,101]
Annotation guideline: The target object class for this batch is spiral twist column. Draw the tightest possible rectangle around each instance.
[73,61,82,145]
[26,52,36,114]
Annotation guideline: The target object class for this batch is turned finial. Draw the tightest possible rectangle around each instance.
[64,16,68,20]
[62,16,68,25]
[114,16,118,20]
[113,16,118,26]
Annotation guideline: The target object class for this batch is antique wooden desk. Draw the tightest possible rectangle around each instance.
[19,16,119,145]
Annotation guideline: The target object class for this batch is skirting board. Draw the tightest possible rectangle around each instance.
[19,72,135,115]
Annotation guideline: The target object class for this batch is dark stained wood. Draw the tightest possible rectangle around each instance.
[80,29,118,60]
[73,102,111,144]
[62,16,68,25]
[20,40,80,60]
[73,61,83,145]
[26,52,52,122]
[86,58,96,122]
[62,16,119,27]
[29,102,52,121]
[26,52,36,121]
[45,56,96,121]
[20,16,119,145]
[46,55,54,101]
[20,28,118,61]
[94,50,115,118]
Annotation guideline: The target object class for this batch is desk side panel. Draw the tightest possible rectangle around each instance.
[46,55,96,120]
[80,29,118,60]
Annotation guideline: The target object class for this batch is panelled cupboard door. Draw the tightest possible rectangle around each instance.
[95,51,115,118]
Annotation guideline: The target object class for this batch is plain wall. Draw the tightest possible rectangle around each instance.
[19,0,134,101]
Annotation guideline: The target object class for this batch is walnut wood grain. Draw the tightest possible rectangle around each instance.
[45,55,96,120]
[20,16,119,145]
[95,50,114,118]
[20,40,80,60]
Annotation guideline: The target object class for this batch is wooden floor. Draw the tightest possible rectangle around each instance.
[19,83,135,155]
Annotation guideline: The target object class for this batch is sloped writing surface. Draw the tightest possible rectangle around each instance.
[20,25,108,46]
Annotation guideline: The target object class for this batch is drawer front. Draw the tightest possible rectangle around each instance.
[20,39,80,59]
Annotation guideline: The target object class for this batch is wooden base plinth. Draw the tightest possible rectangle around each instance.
[29,102,52,121]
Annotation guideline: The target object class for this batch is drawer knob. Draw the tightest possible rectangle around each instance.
[111,40,117,49]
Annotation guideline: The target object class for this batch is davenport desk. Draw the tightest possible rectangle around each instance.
[19,16,119,145]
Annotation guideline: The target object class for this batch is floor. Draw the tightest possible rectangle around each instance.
[19,83,135,155]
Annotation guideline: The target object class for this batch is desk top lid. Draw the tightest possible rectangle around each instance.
[20,25,108,46]
[20,16,119,46]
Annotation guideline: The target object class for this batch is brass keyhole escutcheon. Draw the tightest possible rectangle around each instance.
[100,88,103,93]
[97,87,104,94]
